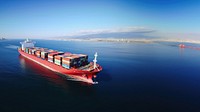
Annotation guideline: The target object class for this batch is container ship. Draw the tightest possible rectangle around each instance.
[18,39,102,84]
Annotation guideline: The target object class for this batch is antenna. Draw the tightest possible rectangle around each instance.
[93,52,98,69]
[26,38,29,42]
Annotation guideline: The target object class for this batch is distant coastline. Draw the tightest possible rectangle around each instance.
[48,37,200,44]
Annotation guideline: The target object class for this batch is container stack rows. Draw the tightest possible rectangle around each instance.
[62,54,88,69]
[31,49,37,55]
[23,47,89,69]
[25,48,29,53]
[41,49,57,59]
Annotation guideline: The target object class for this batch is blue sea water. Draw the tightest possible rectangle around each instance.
[1,39,200,112]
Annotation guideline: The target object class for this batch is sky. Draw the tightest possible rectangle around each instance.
[0,0,200,39]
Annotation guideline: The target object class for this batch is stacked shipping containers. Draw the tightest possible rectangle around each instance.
[24,47,49,58]
[41,49,56,59]
[54,55,64,65]
[28,48,34,54]
[76,54,88,67]
[25,47,38,55]
[62,56,74,69]
[25,48,29,53]
[35,50,41,57]
[34,48,47,58]
[48,52,56,63]
[41,51,48,59]
[48,52,64,63]
[23,47,88,69]
[31,49,37,55]
[71,55,80,68]
[53,52,71,67]
[61,54,88,69]
[25,47,36,54]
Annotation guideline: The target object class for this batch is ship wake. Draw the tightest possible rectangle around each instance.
[5,44,19,49]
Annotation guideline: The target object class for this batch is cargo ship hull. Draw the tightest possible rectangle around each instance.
[18,49,102,84]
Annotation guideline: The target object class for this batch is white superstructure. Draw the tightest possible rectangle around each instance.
[20,38,35,50]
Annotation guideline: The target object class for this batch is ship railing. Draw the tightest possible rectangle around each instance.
[78,63,92,70]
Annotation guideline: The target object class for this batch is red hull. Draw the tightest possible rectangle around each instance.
[18,49,102,84]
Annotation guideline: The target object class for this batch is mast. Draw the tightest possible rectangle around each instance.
[93,52,98,69]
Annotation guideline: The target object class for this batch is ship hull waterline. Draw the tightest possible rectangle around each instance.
[18,49,102,84]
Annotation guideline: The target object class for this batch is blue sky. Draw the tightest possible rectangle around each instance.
[0,0,200,38]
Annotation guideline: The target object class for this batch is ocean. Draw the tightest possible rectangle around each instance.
[1,39,200,112]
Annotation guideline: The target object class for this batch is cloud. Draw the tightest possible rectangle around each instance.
[66,27,155,37]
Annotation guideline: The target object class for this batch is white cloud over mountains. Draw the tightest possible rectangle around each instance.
[66,27,155,37]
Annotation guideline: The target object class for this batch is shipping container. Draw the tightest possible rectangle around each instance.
[54,59,61,64]
[48,59,53,63]
[25,48,29,53]
[41,51,48,59]
[62,63,73,69]
[31,49,37,55]
[55,61,61,65]
[54,59,60,62]
[35,50,41,58]
[54,55,65,65]
[62,56,74,63]
[54,55,64,60]
[62,64,70,69]
[28,48,34,54]
[79,55,88,66]
[40,49,58,59]
[48,52,64,63]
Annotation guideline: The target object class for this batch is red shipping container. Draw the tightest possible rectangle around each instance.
[54,55,64,60]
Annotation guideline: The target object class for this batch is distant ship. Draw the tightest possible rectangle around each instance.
[179,44,185,48]
[18,39,102,84]
[0,37,5,40]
